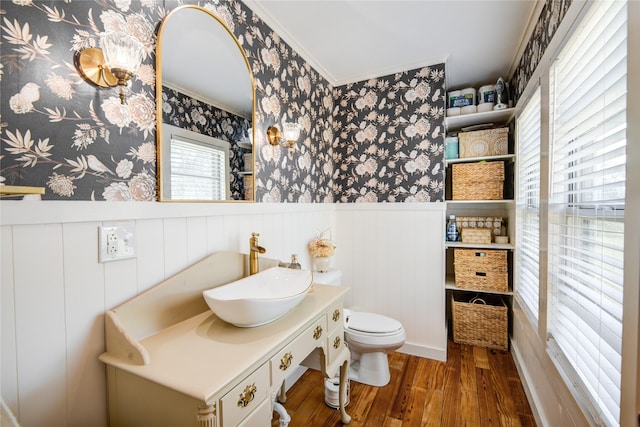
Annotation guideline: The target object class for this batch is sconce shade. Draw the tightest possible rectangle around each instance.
[283,122,301,144]
[76,31,144,104]
[267,122,301,150]
[101,32,144,78]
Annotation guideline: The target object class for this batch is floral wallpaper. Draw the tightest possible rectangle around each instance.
[510,0,572,104]
[162,85,250,200]
[0,0,336,202]
[333,65,446,202]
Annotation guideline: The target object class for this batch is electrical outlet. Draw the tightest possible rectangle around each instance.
[99,222,136,263]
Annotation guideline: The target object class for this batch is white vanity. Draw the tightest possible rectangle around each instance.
[99,251,351,426]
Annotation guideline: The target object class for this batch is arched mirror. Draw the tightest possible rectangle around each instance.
[156,5,255,202]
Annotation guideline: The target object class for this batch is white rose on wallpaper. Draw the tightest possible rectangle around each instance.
[415,118,431,136]
[47,173,76,197]
[114,0,131,12]
[127,93,155,136]
[405,159,418,173]
[116,159,134,179]
[297,75,311,95]
[125,14,155,56]
[414,82,431,99]
[102,97,131,128]
[260,95,281,119]
[103,182,131,201]
[136,64,155,86]
[9,83,40,114]
[298,190,311,203]
[45,73,73,100]
[128,170,155,201]
[261,47,280,72]
[100,11,126,33]
[297,152,311,171]
[262,185,281,203]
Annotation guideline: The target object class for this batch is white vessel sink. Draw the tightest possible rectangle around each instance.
[203,267,313,327]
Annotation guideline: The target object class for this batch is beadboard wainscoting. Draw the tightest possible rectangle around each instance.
[335,203,447,362]
[0,201,336,427]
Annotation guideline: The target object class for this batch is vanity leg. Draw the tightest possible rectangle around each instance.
[339,359,351,424]
[278,380,287,403]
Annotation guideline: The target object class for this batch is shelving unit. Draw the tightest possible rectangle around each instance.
[444,106,516,350]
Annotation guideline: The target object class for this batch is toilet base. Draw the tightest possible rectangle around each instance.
[348,351,391,387]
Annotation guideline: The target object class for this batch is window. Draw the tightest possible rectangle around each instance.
[516,86,541,325]
[547,1,627,425]
[162,124,231,200]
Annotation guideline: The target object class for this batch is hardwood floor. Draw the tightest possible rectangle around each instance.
[273,340,535,426]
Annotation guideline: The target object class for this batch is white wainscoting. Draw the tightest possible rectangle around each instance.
[0,201,335,427]
[335,203,447,361]
[0,200,446,426]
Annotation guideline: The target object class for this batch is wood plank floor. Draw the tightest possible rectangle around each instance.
[273,340,535,426]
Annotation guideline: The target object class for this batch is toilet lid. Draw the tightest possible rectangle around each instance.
[345,312,403,334]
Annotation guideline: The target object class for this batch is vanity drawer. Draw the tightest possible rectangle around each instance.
[237,397,272,427]
[327,326,346,366]
[270,317,325,388]
[220,364,269,426]
[327,302,343,333]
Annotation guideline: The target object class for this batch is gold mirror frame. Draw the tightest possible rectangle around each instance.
[156,5,256,202]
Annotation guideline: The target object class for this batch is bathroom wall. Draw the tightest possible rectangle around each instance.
[333,65,446,203]
[0,0,335,202]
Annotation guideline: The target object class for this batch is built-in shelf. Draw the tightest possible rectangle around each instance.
[445,241,514,250]
[445,276,513,296]
[0,185,45,198]
[445,154,514,166]
[445,108,515,132]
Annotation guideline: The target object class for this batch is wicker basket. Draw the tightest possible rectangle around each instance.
[461,228,492,244]
[452,294,508,350]
[459,127,509,158]
[451,161,504,200]
[454,248,508,292]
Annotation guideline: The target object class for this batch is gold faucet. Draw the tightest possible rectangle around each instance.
[249,232,266,275]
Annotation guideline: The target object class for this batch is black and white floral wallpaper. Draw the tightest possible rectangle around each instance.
[162,85,250,199]
[510,0,572,104]
[1,0,570,202]
[333,65,446,203]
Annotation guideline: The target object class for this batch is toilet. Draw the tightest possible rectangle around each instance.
[314,270,406,387]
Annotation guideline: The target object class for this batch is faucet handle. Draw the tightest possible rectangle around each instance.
[251,232,260,238]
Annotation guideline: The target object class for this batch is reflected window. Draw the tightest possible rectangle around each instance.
[162,123,230,200]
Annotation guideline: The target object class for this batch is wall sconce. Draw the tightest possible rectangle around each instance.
[77,32,144,104]
[267,122,301,151]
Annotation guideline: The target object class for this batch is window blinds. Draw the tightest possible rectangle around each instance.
[170,136,229,200]
[516,87,541,324]
[547,1,627,425]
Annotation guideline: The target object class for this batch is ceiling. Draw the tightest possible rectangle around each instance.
[242,0,542,89]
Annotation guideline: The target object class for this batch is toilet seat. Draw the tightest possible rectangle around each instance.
[344,311,403,335]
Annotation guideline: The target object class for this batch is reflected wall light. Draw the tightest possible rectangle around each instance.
[266,122,302,152]
[77,32,144,104]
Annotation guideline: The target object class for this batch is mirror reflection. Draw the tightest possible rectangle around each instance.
[157,6,254,201]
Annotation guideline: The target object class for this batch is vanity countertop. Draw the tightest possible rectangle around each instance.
[99,284,347,404]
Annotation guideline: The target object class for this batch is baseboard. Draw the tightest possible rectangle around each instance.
[511,339,547,427]
[398,342,447,362]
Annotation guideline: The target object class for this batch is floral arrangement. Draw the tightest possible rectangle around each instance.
[308,231,336,257]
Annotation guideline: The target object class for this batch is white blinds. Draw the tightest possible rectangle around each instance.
[516,87,541,324]
[547,1,627,426]
[170,136,229,200]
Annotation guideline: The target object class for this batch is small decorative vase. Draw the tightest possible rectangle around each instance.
[314,256,330,273]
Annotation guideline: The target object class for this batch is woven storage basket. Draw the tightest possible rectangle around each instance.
[459,127,509,158]
[452,161,504,200]
[454,248,508,292]
[461,228,492,244]
[452,294,508,351]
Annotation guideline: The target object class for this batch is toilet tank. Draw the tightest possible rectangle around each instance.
[313,269,342,286]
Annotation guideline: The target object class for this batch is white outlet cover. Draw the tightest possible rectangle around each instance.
[99,222,136,263]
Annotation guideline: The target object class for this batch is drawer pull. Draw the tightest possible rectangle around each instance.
[332,309,340,322]
[313,325,323,340]
[237,383,257,408]
[333,336,341,349]
[279,352,293,371]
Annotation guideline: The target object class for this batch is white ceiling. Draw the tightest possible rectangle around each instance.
[242,0,541,89]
